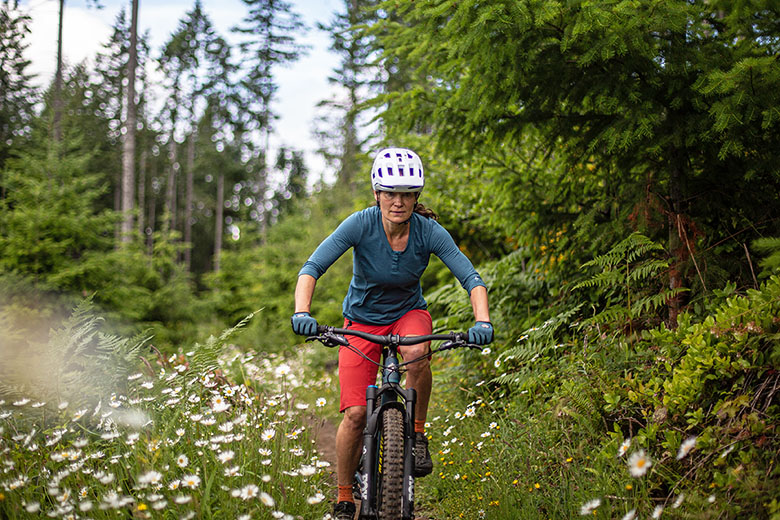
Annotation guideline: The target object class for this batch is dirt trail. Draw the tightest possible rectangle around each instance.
[309,413,433,520]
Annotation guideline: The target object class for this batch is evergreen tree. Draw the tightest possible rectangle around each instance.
[158,0,235,270]
[231,0,307,224]
[0,0,37,171]
[0,133,114,292]
[270,146,307,223]
[314,0,377,191]
[51,0,101,144]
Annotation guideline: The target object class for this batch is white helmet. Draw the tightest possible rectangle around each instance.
[370,147,424,192]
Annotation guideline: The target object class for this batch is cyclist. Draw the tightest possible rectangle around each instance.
[291,147,493,519]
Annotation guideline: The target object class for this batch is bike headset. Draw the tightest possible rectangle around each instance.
[371,147,424,225]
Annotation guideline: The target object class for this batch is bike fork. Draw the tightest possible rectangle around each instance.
[359,385,379,517]
[402,387,416,519]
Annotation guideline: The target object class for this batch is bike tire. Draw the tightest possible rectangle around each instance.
[377,407,405,520]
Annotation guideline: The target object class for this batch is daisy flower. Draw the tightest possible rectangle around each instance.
[181,474,201,489]
[307,492,326,505]
[618,438,631,457]
[240,484,259,500]
[315,397,327,407]
[676,436,697,460]
[212,396,230,413]
[652,505,664,518]
[176,454,189,468]
[299,465,316,477]
[672,493,685,509]
[137,470,163,487]
[579,498,601,516]
[628,450,652,477]
[259,492,275,507]
[261,428,276,441]
[218,450,235,463]
[621,510,636,520]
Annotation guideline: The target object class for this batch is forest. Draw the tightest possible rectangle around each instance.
[1,0,779,518]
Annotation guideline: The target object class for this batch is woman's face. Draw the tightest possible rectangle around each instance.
[374,190,417,225]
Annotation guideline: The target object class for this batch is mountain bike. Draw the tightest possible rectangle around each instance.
[308,325,484,520]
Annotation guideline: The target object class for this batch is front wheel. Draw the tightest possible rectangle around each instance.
[377,407,404,520]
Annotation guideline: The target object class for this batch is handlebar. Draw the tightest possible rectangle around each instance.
[307,325,483,365]
[314,325,469,346]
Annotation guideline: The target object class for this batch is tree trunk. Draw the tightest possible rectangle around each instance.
[214,172,224,272]
[184,133,195,271]
[166,139,178,232]
[52,0,64,144]
[138,148,147,235]
[667,158,685,327]
[146,177,156,256]
[120,0,139,242]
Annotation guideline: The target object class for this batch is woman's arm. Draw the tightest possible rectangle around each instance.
[469,285,491,322]
[294,274,318,313]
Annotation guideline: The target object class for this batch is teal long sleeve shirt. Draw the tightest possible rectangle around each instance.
[298,206,487,325]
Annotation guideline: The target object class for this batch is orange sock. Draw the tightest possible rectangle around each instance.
[338,484,354,503]
[414,420,425,434]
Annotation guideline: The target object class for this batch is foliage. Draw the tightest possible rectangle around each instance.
[370,0,780,303]
[203,184,357,351]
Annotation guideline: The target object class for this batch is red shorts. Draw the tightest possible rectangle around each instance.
[338,309,433,412]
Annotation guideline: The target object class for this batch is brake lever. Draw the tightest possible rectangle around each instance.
[437,340,485,353]
[307,333,349,348]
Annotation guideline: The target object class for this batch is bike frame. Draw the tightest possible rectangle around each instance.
[312,327,474,520]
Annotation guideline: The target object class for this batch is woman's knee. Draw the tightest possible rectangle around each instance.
[342,406,367,430]
[401,344,431,374]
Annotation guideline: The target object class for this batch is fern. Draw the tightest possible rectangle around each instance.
[493,303,583,389]
[189,311,259,377]
[575,232,687,333]
[0,298,151,412]
[559,378,603,437]
[752,236,780,278]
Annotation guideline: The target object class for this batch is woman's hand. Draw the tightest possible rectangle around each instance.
[467,321,494,345]
[291,312,318,336]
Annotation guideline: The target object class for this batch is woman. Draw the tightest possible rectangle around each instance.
[291,147,493,519]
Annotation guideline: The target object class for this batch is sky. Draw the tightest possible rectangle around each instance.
[22,0,342,181]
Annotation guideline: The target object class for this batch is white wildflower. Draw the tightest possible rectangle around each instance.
[618,438,631,457]
[259,492,275,507]
[628,449,652,477]
[580,498,601,516]
[676,436,697,460]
